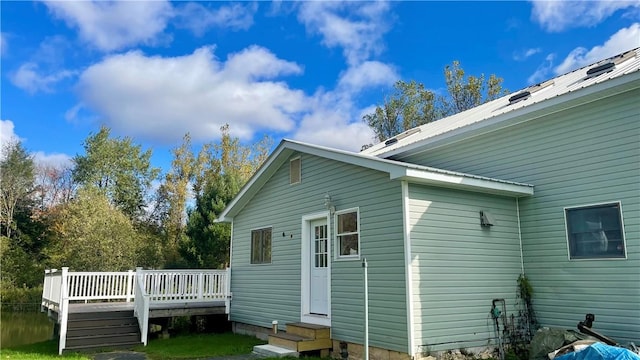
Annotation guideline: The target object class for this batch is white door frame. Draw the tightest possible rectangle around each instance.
[301,211,331,326]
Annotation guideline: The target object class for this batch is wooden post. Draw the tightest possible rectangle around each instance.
[198,272,203,300]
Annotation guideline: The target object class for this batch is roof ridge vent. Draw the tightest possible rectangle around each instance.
[383,128,421,147]
[586,62,615,77]
[508,79,555,105]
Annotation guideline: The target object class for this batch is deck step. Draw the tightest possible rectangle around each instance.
[68,310,134,321]
[268,332,332,352]
[286,322,330,339]
[253,344,299,358]
[64,310,142,352]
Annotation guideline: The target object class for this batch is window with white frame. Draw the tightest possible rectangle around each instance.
[336,208,359,259]
[565,202,626,260]
[251,227,272,264]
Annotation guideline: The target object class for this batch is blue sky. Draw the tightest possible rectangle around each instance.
[1,1,639,172]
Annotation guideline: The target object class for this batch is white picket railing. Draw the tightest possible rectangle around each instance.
[133,270,150,346]
[42,267,230,354]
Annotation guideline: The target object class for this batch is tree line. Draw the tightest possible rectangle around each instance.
[0,61,504,297]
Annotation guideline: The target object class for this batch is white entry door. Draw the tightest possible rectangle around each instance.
[309,218,329,315]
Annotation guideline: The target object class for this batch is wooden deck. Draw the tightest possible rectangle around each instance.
[42,267,231,354]
[66,300,227,318]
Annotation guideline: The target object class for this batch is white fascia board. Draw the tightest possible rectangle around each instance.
[390,168,534,197]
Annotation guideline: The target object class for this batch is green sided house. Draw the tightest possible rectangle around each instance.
[217,48,640,358]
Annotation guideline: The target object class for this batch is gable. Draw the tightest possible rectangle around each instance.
[217,140,533,222]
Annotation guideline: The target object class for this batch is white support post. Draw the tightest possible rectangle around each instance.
[126,270,134,302]
[59,267,69,355]
[198,272,203,300]
[363,258,369,360]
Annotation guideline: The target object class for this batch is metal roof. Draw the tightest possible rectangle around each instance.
[362,48,640,158]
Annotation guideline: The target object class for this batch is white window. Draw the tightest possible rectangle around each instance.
[335,208,360,259]
[565,202,626,260]
[251,227,272,264]
[290,157,301,184]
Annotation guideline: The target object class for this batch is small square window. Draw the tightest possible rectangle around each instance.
[336,209,360,259]
[251,228,272,264]
[565,202,626,260]
[290,157,301,184]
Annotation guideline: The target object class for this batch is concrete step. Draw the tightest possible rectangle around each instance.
[286,322,330,339]
[253,344,299,358]
[268,332,332,352]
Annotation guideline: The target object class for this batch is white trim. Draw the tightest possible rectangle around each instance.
[516,198,524,275]
[563,201,627,261]
[301,212,331,326]
[391,168,534,197]
[249,226,273,265]
[334,207,361,261]
[402,181,416,357]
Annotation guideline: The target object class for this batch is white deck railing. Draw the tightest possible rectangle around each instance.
[42,267,230,354]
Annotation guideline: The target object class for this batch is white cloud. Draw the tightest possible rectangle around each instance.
[73,46,308,143]
[513,47,542,61]
[1,120,19,149]
[531,0,640,32]
[43,0,173,52]
[0,32,7,56]
[292,96,376,150]
[10,62,75,94]
[0,120,72,166]
[32,151,73,169]
[526,24,640,84]
[554,23,640,75]
[337,61,398,92]
[174,2,257,35]
[527,53,555,85]
[297,1,392,65]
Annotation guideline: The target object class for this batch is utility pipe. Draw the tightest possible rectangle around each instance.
[363,258,369,360]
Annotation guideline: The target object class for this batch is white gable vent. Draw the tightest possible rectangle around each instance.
[290,157,301,184]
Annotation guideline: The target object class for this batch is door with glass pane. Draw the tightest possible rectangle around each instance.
[309,218,329,315]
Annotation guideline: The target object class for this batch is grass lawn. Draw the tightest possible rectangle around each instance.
[136,333,265,360]
[1,332,266,360]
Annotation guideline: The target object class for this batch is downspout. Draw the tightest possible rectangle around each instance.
[516,198,524,275]
[401,181,416,357]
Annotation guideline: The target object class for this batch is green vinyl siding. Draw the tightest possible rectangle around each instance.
[408,185,522,352]
[230,152,408,352]
[400,87,640,343]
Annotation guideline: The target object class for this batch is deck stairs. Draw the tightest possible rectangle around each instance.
[64,310,142,352]
[254,322,332,358]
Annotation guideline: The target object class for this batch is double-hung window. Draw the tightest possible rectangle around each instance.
[565,202,626,260]
[336,208,360,259]
[251,227,272,264]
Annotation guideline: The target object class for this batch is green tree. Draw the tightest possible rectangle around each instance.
[47,188,145,271]
[363,61,507,142]
[181,125,271,268]
[0,141,35,239]
[73,126,159,219]
[156,133,202,265]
